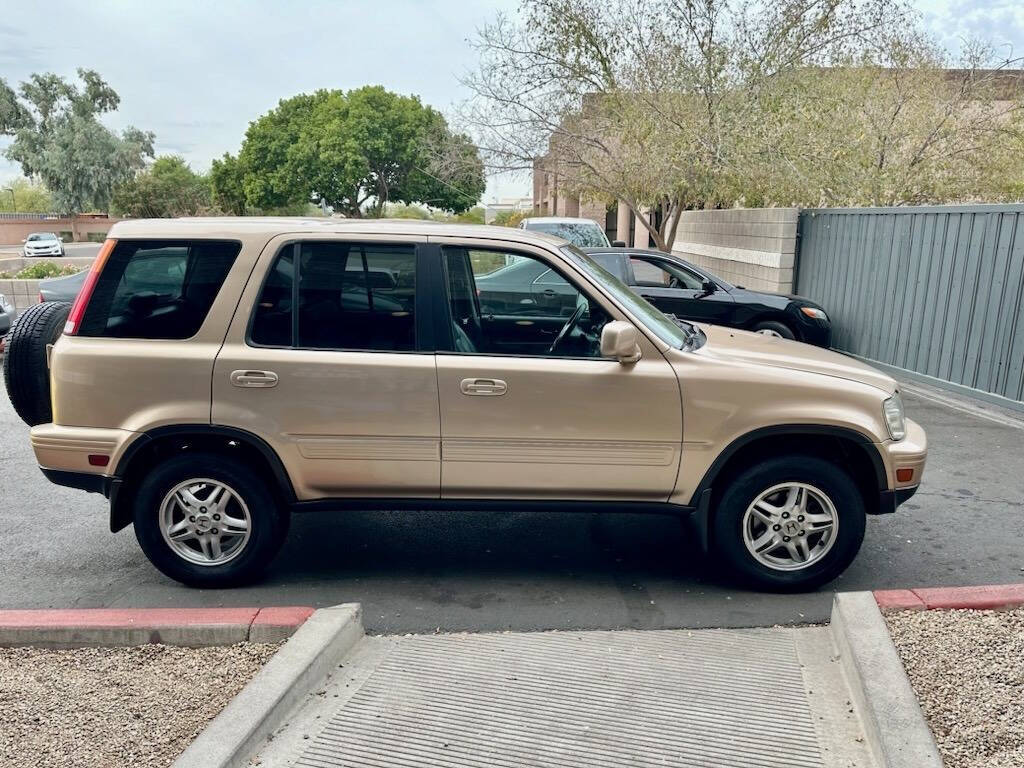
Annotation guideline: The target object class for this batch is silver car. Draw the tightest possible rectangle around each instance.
[22,232,66,258]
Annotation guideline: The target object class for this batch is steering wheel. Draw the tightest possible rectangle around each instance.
[548,302,588,355]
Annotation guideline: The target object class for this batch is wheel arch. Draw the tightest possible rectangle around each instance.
[110,425,295,532]
[692,425,886,518]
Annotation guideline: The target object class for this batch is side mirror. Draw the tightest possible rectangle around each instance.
[58,237,64,242]
[600,321,642,364]
[700,279,717,294]
[21,239,26,243]
[611,240,626,247]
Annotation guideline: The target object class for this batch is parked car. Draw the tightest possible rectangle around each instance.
[22,232,66,258]
[4,219,925,592]
[586,247,832,347]
[39,269,88,303]
[518,216,616,247]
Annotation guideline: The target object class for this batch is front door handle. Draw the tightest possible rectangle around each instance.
[230,370,279,388]
[460,377,507,396]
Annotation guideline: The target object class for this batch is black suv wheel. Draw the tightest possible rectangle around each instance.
[711,455,866,591]
[133,452,289,587]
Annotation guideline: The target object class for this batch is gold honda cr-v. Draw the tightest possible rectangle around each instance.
[4,218,926,591]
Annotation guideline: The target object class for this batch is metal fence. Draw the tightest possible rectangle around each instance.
[796,205,1024,406]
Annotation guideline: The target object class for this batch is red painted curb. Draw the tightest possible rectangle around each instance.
[874,584,1024,613]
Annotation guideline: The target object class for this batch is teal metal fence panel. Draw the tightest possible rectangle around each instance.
[796,205,1024,405]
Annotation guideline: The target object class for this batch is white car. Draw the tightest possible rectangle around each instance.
[518,216,618,248]
[22,232,65,258]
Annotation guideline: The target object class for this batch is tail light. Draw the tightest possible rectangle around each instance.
[64,238,116,336]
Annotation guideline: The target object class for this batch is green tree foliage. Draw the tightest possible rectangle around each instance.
[111,155,212,218]
[0,69,154,214]
[0,177,53,213]
[492,209,530,227]
[209,152,247,215]
[234,86,485,217]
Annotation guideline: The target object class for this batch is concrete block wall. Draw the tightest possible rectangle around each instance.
[0,279,42,313]
[671,208,799,293]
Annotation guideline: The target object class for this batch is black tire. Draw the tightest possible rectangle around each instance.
[711,455,866,592]
[751,319,795,339]
[133,452,289,588]
[3,301,71,426]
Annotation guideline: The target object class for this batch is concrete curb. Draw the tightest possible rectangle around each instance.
[0,606,314,647]
[172,603,363,768]
[875,583,1024,613]
[830,592,942,768]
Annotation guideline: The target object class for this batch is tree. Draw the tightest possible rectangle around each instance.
[111,155,212,218]
[210,152,247,215]
[236,86,485,217]
[0,69,154,214]
[492,209,530,227]
[0,177,53,213]
[465,0,1023,250]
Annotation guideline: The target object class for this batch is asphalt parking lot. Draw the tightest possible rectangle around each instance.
[1,382,1022,634]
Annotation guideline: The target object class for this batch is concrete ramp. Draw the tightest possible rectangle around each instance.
[257,627,871,768]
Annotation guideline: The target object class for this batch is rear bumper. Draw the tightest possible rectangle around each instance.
[40,468,113,496]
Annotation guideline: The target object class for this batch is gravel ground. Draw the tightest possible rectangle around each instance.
[0,642,281,768]
[887,608,1024,768]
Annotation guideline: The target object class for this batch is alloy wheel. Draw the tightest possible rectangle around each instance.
[159,479,252,566]
[741,482,838,571]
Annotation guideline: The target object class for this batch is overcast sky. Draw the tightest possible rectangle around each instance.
[1,0,1022,202]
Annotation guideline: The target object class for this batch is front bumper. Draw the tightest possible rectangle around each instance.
[24,246,64,257]
[872,417,927,514]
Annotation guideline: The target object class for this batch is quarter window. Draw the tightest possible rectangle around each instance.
[250,242,417,351]
[79,240,240,339]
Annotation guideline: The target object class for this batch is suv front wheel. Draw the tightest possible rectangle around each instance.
[133,453,289,587]
[712,455,866,591]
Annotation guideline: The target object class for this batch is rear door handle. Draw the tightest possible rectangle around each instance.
[460,378,507,396]
[230,370,279,388]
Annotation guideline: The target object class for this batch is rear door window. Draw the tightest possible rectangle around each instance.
[79,240,240,339]
[249,241,417,351]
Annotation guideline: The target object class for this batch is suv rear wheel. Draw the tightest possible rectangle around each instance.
[133,453,288,587]
[711,455,866,591]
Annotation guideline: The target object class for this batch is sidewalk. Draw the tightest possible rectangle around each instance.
[250,625,873,768]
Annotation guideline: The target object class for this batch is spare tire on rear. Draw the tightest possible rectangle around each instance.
[3,301,72,426]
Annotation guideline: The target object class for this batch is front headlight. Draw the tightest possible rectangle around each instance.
[799,306,828,321]
[883,393,906,441]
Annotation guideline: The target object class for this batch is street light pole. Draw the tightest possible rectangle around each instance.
[2,187,15,213]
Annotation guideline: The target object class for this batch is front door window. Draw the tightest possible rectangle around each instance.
[443,247,610,358]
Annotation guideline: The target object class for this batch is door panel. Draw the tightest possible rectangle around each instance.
[436,353,682,499]
[213,235,440,500]
[434,242,682,501]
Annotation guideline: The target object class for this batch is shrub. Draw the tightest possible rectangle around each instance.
[3,262,85,279]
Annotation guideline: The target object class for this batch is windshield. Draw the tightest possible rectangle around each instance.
[560,245,702,350]
[528,221,609,247]
[27,233,57,241]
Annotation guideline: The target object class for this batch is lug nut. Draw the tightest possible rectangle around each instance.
[200,507,207,513]
[783,536,791,542]
[799,530,806,536]
[213,514,221,521]
[772,524,781,531]
[189,516,196,522]
[211,528,218,534]
[782,512,790,519]
[797,515,804,522]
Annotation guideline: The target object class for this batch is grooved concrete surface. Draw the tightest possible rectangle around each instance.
[256,627,871,768]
